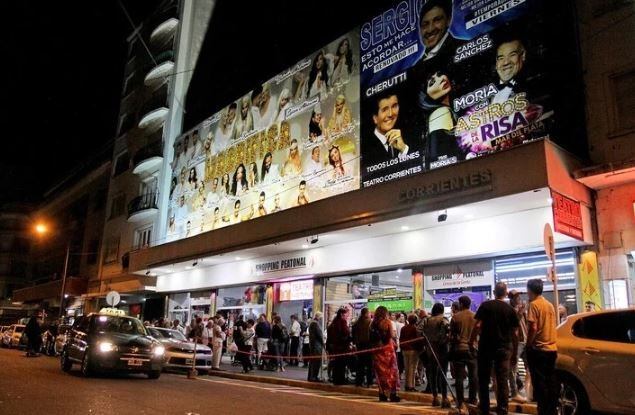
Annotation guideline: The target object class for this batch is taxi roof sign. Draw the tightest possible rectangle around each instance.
[98,307,126,317]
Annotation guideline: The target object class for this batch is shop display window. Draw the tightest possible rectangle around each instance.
[324,269,413,323]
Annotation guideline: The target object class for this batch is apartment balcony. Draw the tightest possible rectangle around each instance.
[150,17,179,46]
[144,50,174,87]
[132,140,164,175]
[138,89,168,130]
[127,192,159,223]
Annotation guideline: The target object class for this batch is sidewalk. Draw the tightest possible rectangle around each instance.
[209,356,537,414]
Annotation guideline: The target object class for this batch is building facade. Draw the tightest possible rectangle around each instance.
[102,0,604,326]
[93,0,216,318]
[574,0,635,308]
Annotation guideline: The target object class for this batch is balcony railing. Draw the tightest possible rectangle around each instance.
[139,88,168,119]
[133,139,164,168]
[153,50,174,66]
[128,192,158,218]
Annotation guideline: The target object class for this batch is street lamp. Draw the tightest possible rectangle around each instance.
[33,221,71,320]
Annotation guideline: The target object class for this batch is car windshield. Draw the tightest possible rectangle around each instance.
[93,316,147,336]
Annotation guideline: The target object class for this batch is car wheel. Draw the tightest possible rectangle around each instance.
[81,352,93,377]
[558,373,590,415]
[147,370,161,379]
[60,349,72,372]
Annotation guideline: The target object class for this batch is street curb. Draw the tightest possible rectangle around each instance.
[206,369,537,414]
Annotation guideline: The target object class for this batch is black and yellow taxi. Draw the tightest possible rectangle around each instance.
[60,308,164,378]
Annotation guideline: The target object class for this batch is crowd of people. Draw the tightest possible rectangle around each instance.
[137,278,560,414]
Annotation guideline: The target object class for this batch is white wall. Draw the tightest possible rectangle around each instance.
[157,205,589,292]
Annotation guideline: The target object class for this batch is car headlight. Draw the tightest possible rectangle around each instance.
[99,342,117,353]
[153,345,165,357]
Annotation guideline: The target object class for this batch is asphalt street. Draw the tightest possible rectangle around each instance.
[0,347,449,415]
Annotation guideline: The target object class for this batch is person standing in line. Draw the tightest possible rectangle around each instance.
[172,319,185,335]
[300,315,310,368]
[400,314,424,391]
[415,309,429,388]
[271,315,287,372]
[254,314,271,369]
[508,290,530,402]
[352,307,373,387]
[393,312,406,379]
[211,317,225,370]
[185,318,196,341]
[307,312,324,382]
[235,319,255,373]
[371,306,401,402]
[525,279,558,415]
[25,316,42,357]
[289,314,301,366]
[470,282,519,415]
[450,295,479,409]
[192,317,204,344]
[327,307,351,385]
[423,303,451,408]
[202,321,212,349]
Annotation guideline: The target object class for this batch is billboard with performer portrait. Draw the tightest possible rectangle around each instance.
[166,31,361,242]
[359,0,556,187]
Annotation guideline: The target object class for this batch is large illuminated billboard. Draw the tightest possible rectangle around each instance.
[167,0,564,242]
[359,0,555,187]
[167,31,361,241]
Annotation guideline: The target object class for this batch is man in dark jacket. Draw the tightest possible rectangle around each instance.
[25,316,42,357]
[255,314,272,368]
[352,307,373,387]
[308,311,324,382]
[327,308,351,385]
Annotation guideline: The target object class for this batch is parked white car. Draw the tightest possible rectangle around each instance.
[2,324,26,348]
[556,308,635,415]
[147,327,212,374]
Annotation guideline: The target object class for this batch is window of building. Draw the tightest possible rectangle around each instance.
[103,237,119,264]
[324,268,413,323]
[572,311,635,343]
[609,68,635,135]
[109,194,126,220]
[134,225,153,250]
[113,151,130,177]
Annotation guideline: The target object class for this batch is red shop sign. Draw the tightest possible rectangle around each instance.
[551,190,583,241]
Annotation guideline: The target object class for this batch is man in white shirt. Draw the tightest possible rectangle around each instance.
[289,315,302,366]
[205,177,220,209]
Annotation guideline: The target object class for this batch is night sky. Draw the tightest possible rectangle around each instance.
[1,1,159,205]
[0,0,388,206]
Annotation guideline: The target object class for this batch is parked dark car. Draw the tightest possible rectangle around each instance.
[60,310,164,378]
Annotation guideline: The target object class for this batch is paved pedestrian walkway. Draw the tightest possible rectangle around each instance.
[213,356,537,414]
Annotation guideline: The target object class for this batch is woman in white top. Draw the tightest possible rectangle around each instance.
[305,50,330,100]
[331,37,353,86]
